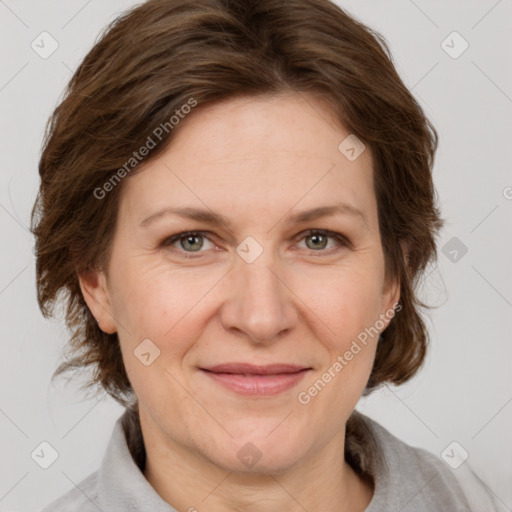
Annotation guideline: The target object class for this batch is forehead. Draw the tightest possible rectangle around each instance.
[163,92,363,166]
[119,92,376,230]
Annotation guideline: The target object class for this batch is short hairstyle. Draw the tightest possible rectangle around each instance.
[31,0,444,408]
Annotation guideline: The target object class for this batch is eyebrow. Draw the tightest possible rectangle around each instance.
[139,202,369,231]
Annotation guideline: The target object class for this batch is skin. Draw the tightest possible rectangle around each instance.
[80,91,402,512]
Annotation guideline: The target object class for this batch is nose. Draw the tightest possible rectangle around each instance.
[219,246,298,345]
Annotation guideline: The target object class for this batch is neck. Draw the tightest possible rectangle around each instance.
[139,410,373,512]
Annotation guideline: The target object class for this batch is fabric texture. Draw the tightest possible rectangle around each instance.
[40,407,503,511]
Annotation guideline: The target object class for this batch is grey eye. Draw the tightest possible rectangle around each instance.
[179,234,205,252]
[304,232,329,250]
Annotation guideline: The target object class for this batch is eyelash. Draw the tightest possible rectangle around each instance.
[160,229,350,259]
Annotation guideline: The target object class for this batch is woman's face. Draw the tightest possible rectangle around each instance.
[81,92,400,473]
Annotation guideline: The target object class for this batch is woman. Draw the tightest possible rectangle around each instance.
[32,0,500,510]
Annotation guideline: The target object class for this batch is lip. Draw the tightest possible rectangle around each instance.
[199,363,312,396]
[203,363,309,374]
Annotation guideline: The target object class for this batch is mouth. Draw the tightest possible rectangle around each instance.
[199,363,312,396]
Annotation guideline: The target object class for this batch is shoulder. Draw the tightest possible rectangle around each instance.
[40,470,100,512]
[351,411,504,512]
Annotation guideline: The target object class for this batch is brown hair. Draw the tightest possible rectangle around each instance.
[31,0,444,408]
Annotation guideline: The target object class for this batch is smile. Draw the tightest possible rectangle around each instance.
[199,364,312,396]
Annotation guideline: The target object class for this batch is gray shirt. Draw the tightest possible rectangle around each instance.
[41,408,502,511]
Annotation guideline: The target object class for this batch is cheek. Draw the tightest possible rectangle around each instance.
[109,262,216,368]
[109,255,183,332]
[297,272,383,401]
[292,273,383,440]
[111,273,197,412]
[296,263,385,345]
[293,265,384,401]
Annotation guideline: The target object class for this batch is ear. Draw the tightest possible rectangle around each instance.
[380,241,408,321]
[382,273,400,315]
[78,269,117,334]
[400,239,410,270]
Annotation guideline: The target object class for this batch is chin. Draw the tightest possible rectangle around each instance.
[204,421,309,474]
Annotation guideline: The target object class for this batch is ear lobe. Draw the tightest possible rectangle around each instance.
[78,269,117,334]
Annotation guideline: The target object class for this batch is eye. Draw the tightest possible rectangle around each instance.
[295,229,349,255]
[161,231,216,258]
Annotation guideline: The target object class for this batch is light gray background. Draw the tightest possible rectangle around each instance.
[1,1,511,511]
